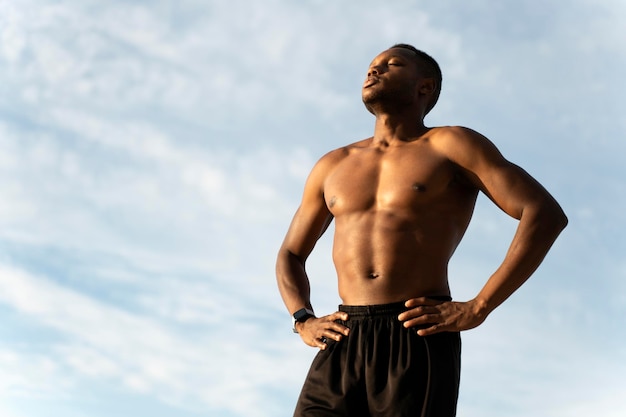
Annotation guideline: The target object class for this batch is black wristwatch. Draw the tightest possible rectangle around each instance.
[292,308,315,333]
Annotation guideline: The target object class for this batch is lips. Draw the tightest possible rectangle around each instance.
[363,76,380,88]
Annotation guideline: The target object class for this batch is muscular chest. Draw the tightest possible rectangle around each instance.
[324,145,457,214]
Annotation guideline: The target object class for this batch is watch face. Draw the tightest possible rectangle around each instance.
[293,308,314,322]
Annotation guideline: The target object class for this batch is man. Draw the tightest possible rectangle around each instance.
[276,44,567,417]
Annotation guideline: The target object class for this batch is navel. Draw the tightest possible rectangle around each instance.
[367,272,380,279]
[412,183,427,192]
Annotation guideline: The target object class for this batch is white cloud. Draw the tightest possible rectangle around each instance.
[0,263,305,415]
[0,109,312,273]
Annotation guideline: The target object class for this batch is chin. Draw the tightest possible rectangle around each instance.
[361,98,376,115]
[362,90,380,108]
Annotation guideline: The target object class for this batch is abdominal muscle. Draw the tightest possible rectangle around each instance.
[332,212,456,305]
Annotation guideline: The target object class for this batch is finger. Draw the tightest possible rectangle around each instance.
[318,332,338,348]
[317,323,349,341]
[328,311,349,321]
[315,337,328,350]
[405,297,442,308]
[322,330,344,342]
[398,306,438,321]
[416,323,444,336]
[402,314,441,329]
[326,322,350,336]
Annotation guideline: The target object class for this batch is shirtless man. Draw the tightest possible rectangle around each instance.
[276,44,567,417]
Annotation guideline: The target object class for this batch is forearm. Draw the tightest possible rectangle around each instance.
[276,249,314,315]
[475,203,568,315]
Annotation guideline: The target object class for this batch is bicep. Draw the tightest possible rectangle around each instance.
[281,203,333,260]
[280,159,335,260]
[470,162,549,219]
[447,128,550,219]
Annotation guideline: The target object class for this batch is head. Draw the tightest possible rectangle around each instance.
[362,44,442,117]
[390,44,442,115]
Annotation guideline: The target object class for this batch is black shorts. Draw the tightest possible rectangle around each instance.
[294,300,461,417]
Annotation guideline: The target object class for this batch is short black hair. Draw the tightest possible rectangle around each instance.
[391,43,442,115]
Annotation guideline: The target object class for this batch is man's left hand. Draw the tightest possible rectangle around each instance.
[397,297,488,336]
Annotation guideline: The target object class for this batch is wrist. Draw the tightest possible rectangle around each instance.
[294,317,313,334]
[292,308,315,333]
[472,297,491,320]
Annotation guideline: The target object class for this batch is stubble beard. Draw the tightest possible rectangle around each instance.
[362,81,417,116]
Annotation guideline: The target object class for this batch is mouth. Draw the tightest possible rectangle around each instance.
[363,76,380,88]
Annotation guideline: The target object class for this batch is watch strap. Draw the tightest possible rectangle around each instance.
[292,308,315,333]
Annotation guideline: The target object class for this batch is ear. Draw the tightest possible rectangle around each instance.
[418,78,436,96]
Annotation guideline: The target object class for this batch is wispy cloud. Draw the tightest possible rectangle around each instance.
[0,264,310,415]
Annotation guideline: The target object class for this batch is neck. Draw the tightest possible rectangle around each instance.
[372,110,428,145]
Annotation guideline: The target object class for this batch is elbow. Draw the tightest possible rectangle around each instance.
[275,248,291,279]
[277,247,303,265]
[543,201,568,237]
[551,200,568,232]
[276,248,305,279]
[524,198,568,237]
[557,210,568,232]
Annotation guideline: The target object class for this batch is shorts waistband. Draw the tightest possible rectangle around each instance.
[339,296,452,317]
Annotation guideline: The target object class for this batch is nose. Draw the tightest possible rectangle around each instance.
[367,66,380,77]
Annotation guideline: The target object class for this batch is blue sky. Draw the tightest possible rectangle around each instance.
[0,0,624,416]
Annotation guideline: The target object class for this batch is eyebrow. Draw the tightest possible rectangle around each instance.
[371,54,409,66]
[390,55,411,64]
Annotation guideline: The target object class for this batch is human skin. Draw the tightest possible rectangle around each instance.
[276,47,568,350]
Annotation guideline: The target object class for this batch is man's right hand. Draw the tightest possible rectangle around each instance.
[296,311,350,350]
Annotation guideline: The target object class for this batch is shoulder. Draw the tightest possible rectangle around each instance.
[313,137,372,170]
[427,126,506,166]
[429,125,492,146]
[304,138,372,188]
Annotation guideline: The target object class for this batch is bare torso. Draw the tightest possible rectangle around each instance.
[323,128,478,304]
[278,46,566,350]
